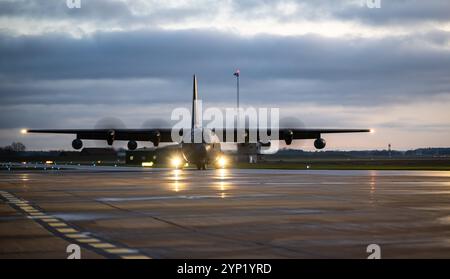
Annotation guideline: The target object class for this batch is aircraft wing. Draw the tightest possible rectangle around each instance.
[279,128,372,140]
[26,129,174,143]
[213,128,372,141]
[25,127,371,143]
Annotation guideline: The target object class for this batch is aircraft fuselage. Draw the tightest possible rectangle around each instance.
[180,128,223,169]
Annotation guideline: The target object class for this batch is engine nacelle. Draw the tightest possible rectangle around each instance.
[72,139,83,150]
[127,140,137,150]
[314,138,326,149]
[152,131,161,147]
[284,130,293,145]
[107,130,115,146]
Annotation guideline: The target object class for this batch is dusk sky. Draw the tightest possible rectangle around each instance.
[1,0,450,150]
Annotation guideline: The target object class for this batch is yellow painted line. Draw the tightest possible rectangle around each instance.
[29,215,51,219]
[90,243,115,249]
[104,248,136,254]
[2,193,149,259]
[57,228,77,233]
[48,222,68,227]
[77,238,100,243]
[42,218,59,222]
[28,212,45,216]
[23,208,39,212]
[121,255,151,259]
[65,233,88,239]
[23,209,39,213]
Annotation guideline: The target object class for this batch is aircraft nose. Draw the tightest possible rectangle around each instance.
[195,144,207,155]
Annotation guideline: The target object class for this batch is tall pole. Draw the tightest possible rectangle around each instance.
[234,69,240,110]
[233,69,241,131]
[237,74,240,109]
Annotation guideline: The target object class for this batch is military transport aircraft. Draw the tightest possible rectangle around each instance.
[22,75,371,170]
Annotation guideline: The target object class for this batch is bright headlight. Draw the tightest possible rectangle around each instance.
[217,156,227,168]
[171,157,182,168]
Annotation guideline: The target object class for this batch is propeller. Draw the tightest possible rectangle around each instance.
[279,116,305,129]
[93,117,127,148]
[94,117,127,129]
[279,117,307,149]
[141,118,171,129]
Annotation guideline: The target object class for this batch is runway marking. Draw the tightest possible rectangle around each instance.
[48,222,68,227]
[90,243,115,249]
[42,218,59,222]
[0,191,151,259]
[77,238,100,243]
[23,208,39,212]
[121,255,151,259]
[57,228,78,233]
[104,248,136,254]
[29,212,46,216]
[65,233,89,239]
[30,215,52,219]
[15,202,30,206]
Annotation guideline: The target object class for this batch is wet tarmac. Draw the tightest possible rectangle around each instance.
[1,166,450,258]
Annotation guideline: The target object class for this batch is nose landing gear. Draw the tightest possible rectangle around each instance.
[196,162,207,170]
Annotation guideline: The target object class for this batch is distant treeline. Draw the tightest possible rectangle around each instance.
[1,147,450,163]
[0,148,120,163]
[271,148,450,158]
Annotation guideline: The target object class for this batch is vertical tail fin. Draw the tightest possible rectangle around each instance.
[191,74,200,130]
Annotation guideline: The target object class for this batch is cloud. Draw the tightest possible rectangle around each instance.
[0,29,449,107]
[0,0,450,150]
[1,0,450,38]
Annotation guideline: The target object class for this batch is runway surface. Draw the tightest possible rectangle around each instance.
[1,165,450,258]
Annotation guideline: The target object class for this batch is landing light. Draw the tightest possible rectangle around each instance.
[171,157,183,169]
[21,129,28,134]
[217,156,227,168]
[370,129,375,134]
[45,160,54,164]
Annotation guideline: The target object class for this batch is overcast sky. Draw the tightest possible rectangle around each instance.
[1,0,450,150]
